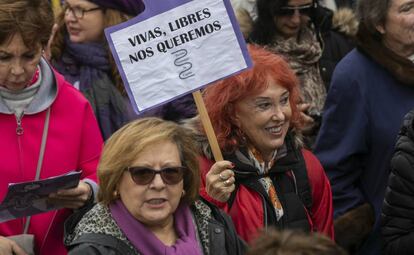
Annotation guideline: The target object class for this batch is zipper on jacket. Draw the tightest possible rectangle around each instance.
[290,170,298,195]
[16,113,24,177]
[246,183,271,232]
[289,169,313,228]
[16,114,24,135]
[261,192,268,231]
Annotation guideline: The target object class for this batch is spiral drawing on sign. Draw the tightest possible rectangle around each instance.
[171,49,195,79]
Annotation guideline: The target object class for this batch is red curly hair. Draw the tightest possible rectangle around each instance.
[203,44,301,153]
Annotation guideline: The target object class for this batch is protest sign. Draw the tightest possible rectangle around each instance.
[105,0,252,113]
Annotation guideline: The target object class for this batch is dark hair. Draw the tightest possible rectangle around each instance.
[250,0,317,45]
[356,0,391,38]
[0,0,54,47]
[247,229,348,255]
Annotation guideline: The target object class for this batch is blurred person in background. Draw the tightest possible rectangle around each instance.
[50,0,145,140]
[314,0,414,253]
[247,228,347,255]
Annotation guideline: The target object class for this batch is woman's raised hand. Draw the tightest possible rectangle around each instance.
[298,103,315,132]
[205,160,236,203]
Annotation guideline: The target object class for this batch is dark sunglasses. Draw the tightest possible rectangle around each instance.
[277,4,314,16]
[127,166,187,185]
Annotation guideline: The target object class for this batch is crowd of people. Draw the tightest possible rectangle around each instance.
[0,0,412,254]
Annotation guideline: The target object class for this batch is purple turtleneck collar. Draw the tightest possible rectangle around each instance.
[109,199,203,255]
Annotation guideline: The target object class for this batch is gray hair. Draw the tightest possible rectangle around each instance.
[356,0,392,36]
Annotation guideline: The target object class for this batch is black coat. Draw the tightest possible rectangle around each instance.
[382,109,414,255]
[64,199,246,255]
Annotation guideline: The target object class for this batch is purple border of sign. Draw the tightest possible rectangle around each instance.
[104,0,252,114]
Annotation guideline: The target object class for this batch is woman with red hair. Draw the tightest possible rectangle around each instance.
[193,45,333,243]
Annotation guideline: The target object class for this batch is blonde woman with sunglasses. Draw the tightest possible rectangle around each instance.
[64,118,245,255]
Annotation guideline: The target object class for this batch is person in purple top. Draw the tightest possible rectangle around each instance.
[64,118,245,255]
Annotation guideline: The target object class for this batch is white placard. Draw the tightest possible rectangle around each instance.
[106,0,251,113]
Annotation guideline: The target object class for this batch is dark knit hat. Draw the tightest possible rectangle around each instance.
[89,0,145,16]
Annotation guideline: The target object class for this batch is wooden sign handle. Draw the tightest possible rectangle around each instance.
[192,90,223,161]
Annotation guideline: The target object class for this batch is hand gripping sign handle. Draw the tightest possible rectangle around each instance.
[192,90,224,162]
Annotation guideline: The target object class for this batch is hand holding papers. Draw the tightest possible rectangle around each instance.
[0,171,82,223]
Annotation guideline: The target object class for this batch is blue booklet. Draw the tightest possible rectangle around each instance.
[0,171,82,223]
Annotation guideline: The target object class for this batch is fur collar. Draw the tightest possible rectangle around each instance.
[356,23,414,86]
[331,8,358,37]
[315,7,358,38]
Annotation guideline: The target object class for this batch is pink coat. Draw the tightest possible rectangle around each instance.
[0,64,103,254]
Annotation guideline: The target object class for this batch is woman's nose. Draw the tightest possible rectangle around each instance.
[149,173,166,189]
[290,10,301,24]
[272,107,285,121]
[10,62,24,76]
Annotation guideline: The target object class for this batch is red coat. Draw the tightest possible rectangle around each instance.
[199,149,334,243]
[0,62,103,254]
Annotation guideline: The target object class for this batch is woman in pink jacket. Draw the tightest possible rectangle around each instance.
[0,0,103,254]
